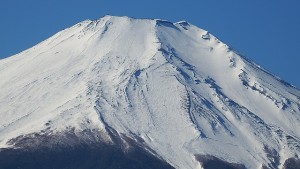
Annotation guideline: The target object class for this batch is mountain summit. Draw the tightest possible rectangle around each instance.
[0,16,300,169]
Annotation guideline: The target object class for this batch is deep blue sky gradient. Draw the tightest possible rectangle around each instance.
[1,0,299,87]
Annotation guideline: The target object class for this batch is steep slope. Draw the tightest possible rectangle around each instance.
[0,15,299,169]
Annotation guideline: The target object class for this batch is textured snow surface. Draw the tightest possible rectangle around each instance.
[1,15,300,169]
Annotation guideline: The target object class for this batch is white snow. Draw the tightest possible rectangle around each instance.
[0,15,300,169]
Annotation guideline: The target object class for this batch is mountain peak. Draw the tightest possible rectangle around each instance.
[0,16,300,169]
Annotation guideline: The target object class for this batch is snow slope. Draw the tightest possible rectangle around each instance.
[0,15,300,169]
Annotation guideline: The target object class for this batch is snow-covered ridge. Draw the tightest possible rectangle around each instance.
[0,15,299,169]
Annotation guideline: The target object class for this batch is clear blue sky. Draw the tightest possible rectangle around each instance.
[1,0,299,88]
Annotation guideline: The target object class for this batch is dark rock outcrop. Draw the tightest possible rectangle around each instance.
[283,158,300,169]
[195,154,246,169]
[0,129,174,169]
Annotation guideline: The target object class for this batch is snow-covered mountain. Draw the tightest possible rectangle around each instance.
[0,15,300,169]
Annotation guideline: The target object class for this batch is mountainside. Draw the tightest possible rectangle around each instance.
[0,15,300,169]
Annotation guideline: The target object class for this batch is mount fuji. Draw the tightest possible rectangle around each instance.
[0,15,300,169]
